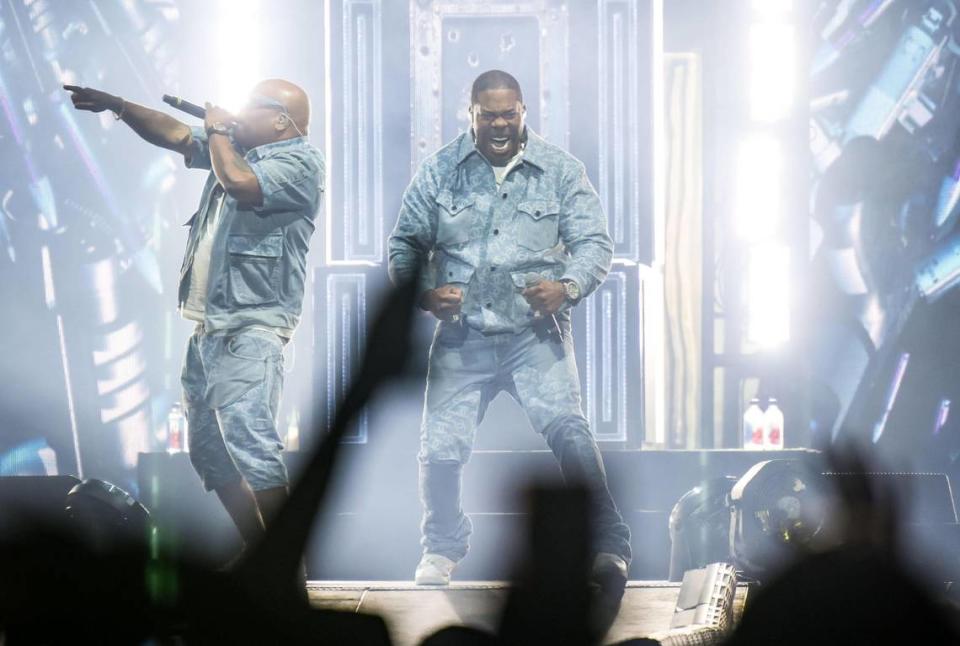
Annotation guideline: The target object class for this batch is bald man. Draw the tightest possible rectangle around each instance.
[64,81,324,565]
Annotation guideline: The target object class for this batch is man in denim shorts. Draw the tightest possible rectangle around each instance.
[389,70,631,586]
[65,79,324,560]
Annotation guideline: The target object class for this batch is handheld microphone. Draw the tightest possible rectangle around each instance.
[524,273,545,319]
[162,94,206,119]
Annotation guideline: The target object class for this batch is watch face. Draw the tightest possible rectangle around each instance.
[565,281,580,300]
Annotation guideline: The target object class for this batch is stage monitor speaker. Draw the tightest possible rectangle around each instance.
[0,475,82,534]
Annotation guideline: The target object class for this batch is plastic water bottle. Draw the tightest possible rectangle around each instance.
[764,398,785,450]
[742,398,765,450]
[167,403,187,453]
[286,408,301,452]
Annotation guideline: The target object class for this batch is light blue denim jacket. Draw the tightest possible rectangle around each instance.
[388,128,613,334]
[179,128,324,333]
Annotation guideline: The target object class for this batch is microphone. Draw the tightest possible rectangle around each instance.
[162,94,205,119]
[524,273,545,319]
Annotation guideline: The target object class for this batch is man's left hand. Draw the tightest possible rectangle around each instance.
[522,280,566,316]
[204,103,235,133]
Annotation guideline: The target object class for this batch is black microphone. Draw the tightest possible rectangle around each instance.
[162,94,205,119]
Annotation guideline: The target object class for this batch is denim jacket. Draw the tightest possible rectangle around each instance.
[388,128,613,334]
[179,128,324,334]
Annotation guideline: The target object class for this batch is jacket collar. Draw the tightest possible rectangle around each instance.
[455,127,548,170]
[244,135,308,162]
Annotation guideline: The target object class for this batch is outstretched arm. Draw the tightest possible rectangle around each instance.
[63,85,192,154]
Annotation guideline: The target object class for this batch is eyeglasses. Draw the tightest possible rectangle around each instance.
[245,94,306,137]
[247,94,289,113]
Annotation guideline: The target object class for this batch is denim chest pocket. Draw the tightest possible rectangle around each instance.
[516,200,561,251]
[435,191,477,247]
[227,234,283,306]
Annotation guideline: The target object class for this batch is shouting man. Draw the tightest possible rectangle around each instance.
[388,70,631,585]
[64,80,324,566]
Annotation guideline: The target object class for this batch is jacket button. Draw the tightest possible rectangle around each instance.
[486,302,492,307]
[502,193,508,199]
[494,229,499,235]
[448,271,453,277]
[535,210,541,216]
[490,267,496,272]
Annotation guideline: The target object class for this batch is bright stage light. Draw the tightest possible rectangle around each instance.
[216,0,261,112]
[735,134,781,242]
[751,0,792,16]
[746,244,790,348]
[749,22,795,122]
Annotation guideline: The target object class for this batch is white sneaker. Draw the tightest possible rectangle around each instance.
[591,552,629,583]
[414,553,457,585]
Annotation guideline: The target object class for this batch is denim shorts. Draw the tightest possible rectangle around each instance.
[180,327,288,492]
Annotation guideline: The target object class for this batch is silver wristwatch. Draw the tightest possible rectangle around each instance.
[206,122,231,137]
[562,279,581,303]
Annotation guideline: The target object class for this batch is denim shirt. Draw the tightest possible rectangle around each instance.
[179,127,324,334]
[388,128,613,334]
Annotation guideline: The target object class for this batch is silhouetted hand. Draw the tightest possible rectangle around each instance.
[63,85,122,114]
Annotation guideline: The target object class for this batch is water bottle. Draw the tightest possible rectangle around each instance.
[286,408,301,452]
[742,398,765,450]
[764,398,785,450]
[167,402,186,453]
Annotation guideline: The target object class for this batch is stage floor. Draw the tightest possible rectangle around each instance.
[307,580,749,645]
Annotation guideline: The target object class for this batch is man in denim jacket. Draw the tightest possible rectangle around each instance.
[389,70,631,585]
[65,80,323,563]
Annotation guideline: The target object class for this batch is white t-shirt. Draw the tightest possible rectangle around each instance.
[181,188,226,322]
[493,150,524,186]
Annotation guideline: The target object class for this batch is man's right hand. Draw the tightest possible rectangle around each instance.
[63,85,122,114]
[421,285,463,321]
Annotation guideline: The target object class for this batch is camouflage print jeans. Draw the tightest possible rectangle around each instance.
[418,319,632,563]
[180,326,288,492]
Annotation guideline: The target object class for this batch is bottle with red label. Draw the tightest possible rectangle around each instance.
[742,398,765,450]
[764,398,784,450]
[167,402,187,453]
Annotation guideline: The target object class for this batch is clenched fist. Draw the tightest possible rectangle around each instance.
[522,280,566,317]
[421,285,464,321]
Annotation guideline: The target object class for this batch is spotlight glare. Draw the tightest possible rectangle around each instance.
[735,134,782,242]
[217,0,261,112]
[746,244,791,348]
[749,22,795,122]
[751,0,793,15]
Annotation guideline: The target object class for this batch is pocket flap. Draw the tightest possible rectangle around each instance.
[441,257,476,284]
[511,270,556,289]
[227,234,283,257]
[436,191,477,216]
[517,200,560,220]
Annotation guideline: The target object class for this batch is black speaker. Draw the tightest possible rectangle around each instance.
[0,475,82,534]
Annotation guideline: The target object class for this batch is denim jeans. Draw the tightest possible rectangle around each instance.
[419,319,632,563]
[180,327,288,492]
